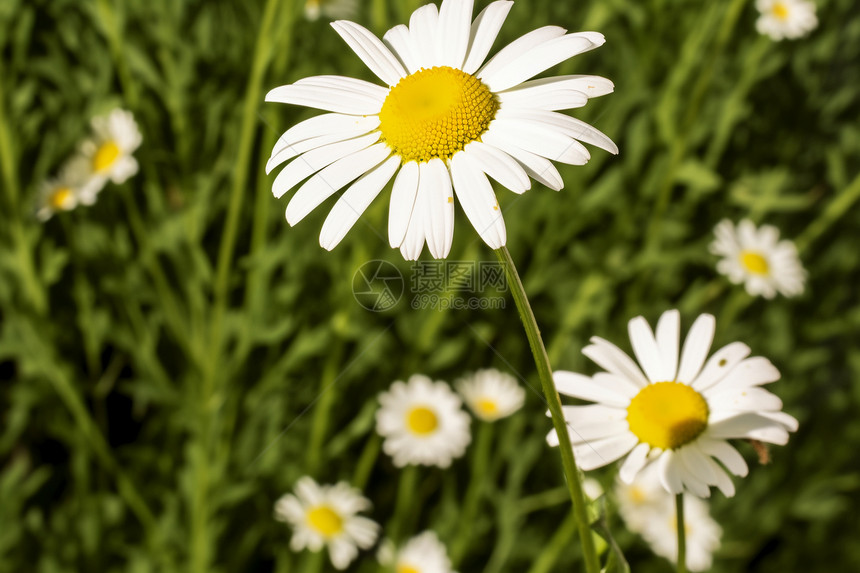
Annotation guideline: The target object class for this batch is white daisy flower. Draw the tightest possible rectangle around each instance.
[376,374,471,467]
[305,0,358,21]
[265,0,617,259]
[81,108,142,191]
[615,465,721,572]
[35,155,101,220]
[547,309,799,498]
[456,368,525,421]
[378,531,454,573]
[755,0,817,41]
[710,219,806,299]
[274,476,380,570]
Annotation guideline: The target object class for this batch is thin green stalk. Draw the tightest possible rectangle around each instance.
[676,494,687,573]
[494,246,600,573]
[450,421,494,565]
[306,341,345,474]
[527,511,577,573]
[795,172,860,254]
[352,434,381,490]
[388,465,418,543]
[0,67,20,210]
[95,0,139,108]
[300,549,324,573]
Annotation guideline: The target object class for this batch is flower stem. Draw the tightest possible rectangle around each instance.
[795,171,860,254]
[676,493,687,573]
[388,465,419,543]
[494,246,600,573]
[450,421,494,565]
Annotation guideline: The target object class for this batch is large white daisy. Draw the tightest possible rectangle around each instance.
[456,368,525,422]
[265,0,617,259]
[377,530,454,573]
[81,108,142,192]
[710,219,806,299]
[755,0,817,41]
[547,310,798,498]
[274,476,379,570]
[376,374,471,467]
[615,465,721,572]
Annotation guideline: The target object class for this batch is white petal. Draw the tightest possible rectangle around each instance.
[388,161,420,248]
[480,131,563,190]
[757,410,799,432]
[383,25,420,74]
[499,88,588,111]
[677,314,716,384]
[487,119,590,165]
[553,371,630,407]
[582,337,649,387]
[265,83,382,115]
[679,446,717,494]
[707,413,786,442]
[495,108,619,155]
[462,1,513,74]
[709,357,781,391]
[266,122,380,175]
[503,74,615,99]
[618,442,651,483]
[628,316,665,383]
[450,151,506,249]
[478,26,567,82]
[462,141,530,193]
[272,132,381,199]
[691,342,751,392]
[482,32,602,92]
[286,143,391,225]
[269,114,380,170]
[697,439,748,477]
[437,0,473,69]
[573,434,638,471]
[547,419,628,446]
[705,387,784,413]
[658,450,683,494]
[400,184,426,260]
[330,21,406,86]
[409,4,439,67]
[676,450,711,498]
[320,155,401,250]
[294,75,389,100]
[420,158,454,259]
[654,310,680,382]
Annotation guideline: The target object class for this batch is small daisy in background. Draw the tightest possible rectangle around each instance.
[266,0,617,259]
[35,162,86,221]
[456,368,525,422]
[547,309,798,498]
[376,374,471,467]
[378,530,455,573]
[616,466,721,571]
[710,219,806,299]
[755,0,818,41]
[304,0,359,21]
[274,476,379,570]
[82,108,142,191]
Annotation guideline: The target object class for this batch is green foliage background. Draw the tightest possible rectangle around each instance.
[1,0,858,571]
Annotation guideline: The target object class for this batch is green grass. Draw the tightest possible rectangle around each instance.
[1,0,859,571]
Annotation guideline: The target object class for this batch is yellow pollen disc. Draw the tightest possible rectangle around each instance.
[406,406,438,435]
[626,382,709,450]
[49,187,74,210]
[306,505,343,537]
[379,66,498,163]
[397,566,420,573]
[740,250,770,275]
[93,141,120,172]
[475,398,498,417]
[771,2,789,20]
[629,486,646,505]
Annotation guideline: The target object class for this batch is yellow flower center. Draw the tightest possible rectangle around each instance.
[475,398,498,417]
[740,250,770,275]
[93,141,120,172]
[626,382,709,450]
[306,505,343,537]
[379,66,498,163]
[49,187,74,210]
[771,2,789,20]
[629,486,647,505]
[406,406,438,435]
[397,566,420,573]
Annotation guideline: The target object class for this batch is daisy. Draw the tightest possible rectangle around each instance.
[547,310,799,498]
[35,156,100,220]
[456,368,525,421]
[265,0,617,259]
[274,476,380,570]
[378,531,454,573]
[615,466,721,572]
[376,374,471,467]
[81,108,142,190]
[755,0,817,41]
[304,0,358,21]
[710,219,806,299]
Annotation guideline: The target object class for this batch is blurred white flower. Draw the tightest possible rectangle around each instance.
[548,310,798,498]
[304,0,358,21]
[266,0,616,259]
[456,368,525,422]
[81,108,142,188]
[616,465,721,571]
[376,374,471,467]
[35,156,98,220]
[755,0,817,41]
[274,476,379,570]
[378,531,454,573]
[710,219,806,299]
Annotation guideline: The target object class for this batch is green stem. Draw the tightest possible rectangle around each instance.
[352,434,381,491]
[526,511,577,573]
[676,494,687,573]
[494,246,600,573]
[795,172,860,254]
[388,465,418,543]
[96,0,139,108]
[306,341,345,474]
[450,421,494,565]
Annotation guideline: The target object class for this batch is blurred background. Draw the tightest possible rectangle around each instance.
[1,0,858,571]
